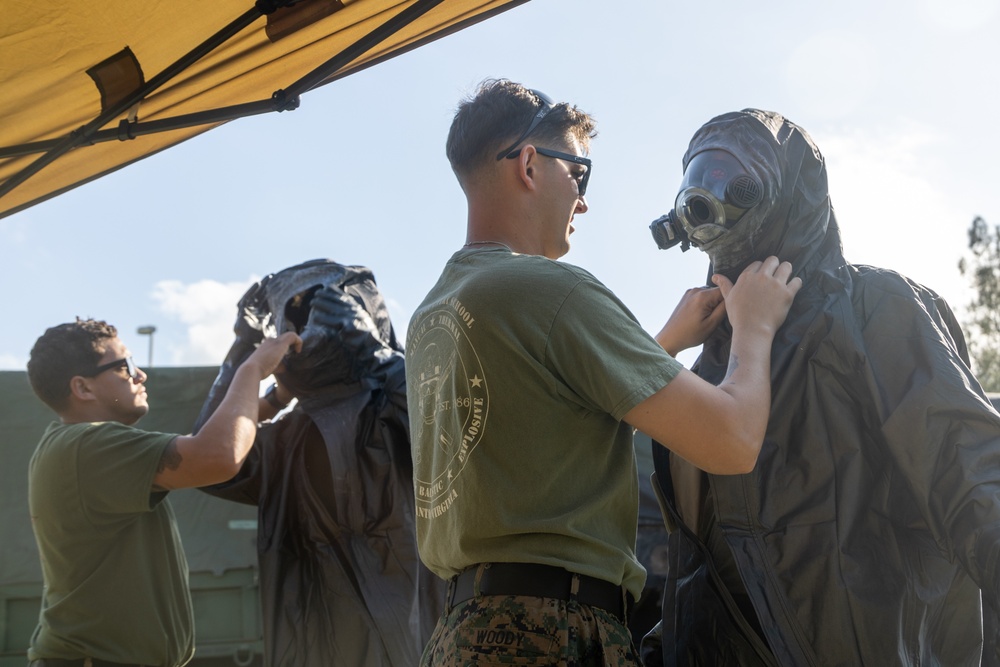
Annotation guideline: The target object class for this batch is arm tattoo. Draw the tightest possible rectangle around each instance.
[152,439,183,492]
[723,354,740,383]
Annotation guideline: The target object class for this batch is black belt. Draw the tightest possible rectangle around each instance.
[450,562,631,621]
[29,659,145,667]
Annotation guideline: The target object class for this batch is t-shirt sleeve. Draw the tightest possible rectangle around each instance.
[75,422,178,518]
[545,278,683,420]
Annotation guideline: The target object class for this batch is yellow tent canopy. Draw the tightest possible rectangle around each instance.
[0,0,528,219]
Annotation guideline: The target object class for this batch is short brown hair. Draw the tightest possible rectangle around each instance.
[27,318,117,412]
[446,78,597,186]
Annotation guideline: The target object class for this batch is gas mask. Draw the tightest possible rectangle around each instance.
[650,150,762,251]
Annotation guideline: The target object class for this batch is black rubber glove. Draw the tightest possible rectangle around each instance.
[279,284,397,396]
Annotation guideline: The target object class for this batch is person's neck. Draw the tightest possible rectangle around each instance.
[463,239,514,252]
[59,405,128,425]
[465,193,534,255]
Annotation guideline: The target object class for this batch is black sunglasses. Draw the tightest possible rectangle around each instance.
[495,89,557,161]
[86,356,139,380]
[508,146,592,197]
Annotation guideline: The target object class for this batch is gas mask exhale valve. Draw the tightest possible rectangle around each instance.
[649,150,762,251]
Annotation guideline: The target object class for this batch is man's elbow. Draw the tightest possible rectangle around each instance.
[197,441,251,485]
[196,458,244,486]
[711,434,763,475]
[660,433,761,475]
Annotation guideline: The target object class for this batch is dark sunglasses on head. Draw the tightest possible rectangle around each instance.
[86,356,139,380]
[495,89,557,161]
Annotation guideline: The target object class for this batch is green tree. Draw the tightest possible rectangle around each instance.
[958,216,1000,392]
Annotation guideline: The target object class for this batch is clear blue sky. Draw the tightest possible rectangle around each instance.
[2,0,998,372]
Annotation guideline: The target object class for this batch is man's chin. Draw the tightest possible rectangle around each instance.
[126,404,150,425]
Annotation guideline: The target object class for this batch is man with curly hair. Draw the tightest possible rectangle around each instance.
[25,317,299,667]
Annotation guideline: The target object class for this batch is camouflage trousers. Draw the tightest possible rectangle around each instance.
[419,593,641,666]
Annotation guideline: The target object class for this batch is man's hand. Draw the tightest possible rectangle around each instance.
[655,286,727,357]
[712,256,801,339]
[242,332,303,381]
[156,331,301,492]
[625,256,801,475]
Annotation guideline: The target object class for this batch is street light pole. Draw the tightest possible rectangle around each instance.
[137,325,156,368]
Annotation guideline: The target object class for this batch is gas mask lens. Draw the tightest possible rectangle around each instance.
[674,150,762,246]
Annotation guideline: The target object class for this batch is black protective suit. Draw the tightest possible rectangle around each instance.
[194,259,444,667]
[643,110,1000,666]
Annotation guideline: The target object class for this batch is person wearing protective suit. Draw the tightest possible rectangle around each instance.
[193,259,444,667]
[644,109,1000,666]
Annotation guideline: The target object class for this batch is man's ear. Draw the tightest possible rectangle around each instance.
[69,376,96,402]
[517,145,538,191]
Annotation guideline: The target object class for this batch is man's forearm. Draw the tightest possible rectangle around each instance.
[718,327,774,452]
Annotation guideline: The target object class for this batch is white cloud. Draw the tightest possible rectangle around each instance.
[151,277,259,365]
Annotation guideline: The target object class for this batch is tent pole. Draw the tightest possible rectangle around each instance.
[0,100,283,159]
[279,0,446,102]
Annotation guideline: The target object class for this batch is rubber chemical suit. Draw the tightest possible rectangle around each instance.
[642,110,1000,666]
[194,259,444,667]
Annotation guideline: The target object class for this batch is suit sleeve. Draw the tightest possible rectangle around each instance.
[862,278,1000,614]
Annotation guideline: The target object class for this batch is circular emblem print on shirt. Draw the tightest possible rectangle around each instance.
[409,298,488,519]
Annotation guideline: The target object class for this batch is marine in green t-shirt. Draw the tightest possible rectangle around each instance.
[408,249,681,600]
[407,79,800,666]
[29,421,193,666]
[25,317,300,666]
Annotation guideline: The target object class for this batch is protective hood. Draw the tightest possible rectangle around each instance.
[226,258,402,399]
[194,259,443,666]
[682,109,839,281]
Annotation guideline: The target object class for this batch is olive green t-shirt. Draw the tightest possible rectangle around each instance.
[406,248,682,598]
[28,421,194,666]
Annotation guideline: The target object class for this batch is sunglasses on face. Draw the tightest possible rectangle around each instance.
[86,356,139,380]
[509,146,592,197]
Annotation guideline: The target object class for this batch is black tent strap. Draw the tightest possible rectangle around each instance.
[0,4,274,200]
[0,0,444,164]
[256,0,311,14]
[0,100,288,159]
[0,0,446,196]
